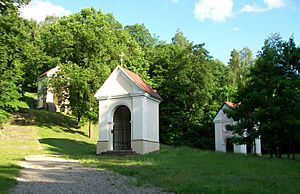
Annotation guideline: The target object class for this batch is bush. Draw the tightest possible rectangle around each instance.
[0,109,10,125]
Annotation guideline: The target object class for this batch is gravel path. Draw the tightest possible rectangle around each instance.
[12,155,168,194]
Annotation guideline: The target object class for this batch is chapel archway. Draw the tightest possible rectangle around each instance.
[113,105,131,150]
[226,138,234,153]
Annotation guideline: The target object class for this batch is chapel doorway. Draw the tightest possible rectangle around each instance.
[226,138,234,153]
[113,105,131,150]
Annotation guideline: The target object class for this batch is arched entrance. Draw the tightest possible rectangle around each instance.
[226,138,234,153]
[113,105,131,150]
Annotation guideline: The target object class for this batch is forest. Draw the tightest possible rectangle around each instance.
[0,0,299,158]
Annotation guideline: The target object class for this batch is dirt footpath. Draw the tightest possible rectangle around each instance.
[12,155,168,194]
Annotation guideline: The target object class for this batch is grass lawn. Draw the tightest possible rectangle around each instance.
[0,103,299,193]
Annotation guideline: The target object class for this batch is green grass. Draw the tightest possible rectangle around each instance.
[0,97,97,193]
[0,124,40,193]
[74,146,298,194]
[0,98,299,193]
[33,109,300,194]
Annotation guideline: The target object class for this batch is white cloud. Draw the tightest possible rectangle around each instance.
[233,27,240,31]
[264,0,285,9]
[241,0,285,13]
[241,4,264,13]
[194,0,233,22]
[19,0,71,22]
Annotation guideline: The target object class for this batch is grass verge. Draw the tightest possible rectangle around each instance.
[35,110,300,194]
[0,105,299,194]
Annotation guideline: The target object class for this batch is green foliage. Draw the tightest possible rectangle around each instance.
[42,8,151,124]
[227,34,300,158]
[0,0,30,15]
[125,23,157,49]
[0,109,10,124]
[227,47,254,101]
[0,13,27,111]
[149,32,228,148]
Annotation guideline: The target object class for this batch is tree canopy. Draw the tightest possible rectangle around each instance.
[0,4,299,156]
[226,34,300,158]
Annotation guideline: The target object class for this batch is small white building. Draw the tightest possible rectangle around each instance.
[37,66,59,111]
[37,66,69,113]
[94,66,162,154]
[213,101,261,155]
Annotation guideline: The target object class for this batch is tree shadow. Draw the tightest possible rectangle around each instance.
[0,164,20,193]
[10,109,86,136]
[38,138,96,158]
[20,95,37,109]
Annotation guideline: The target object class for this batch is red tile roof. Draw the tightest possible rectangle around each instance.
[224,101,239,108]
[40,66,59,77]
[120,67,162,101]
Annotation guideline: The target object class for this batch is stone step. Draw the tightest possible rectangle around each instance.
[101,150,137,156]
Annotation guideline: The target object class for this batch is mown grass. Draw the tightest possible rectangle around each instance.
[0,124,40,193]
[0,91,97,193]
[0,96,299,194]
[34,110,300,194]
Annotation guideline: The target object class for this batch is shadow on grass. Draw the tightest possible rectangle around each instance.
[38,138,96,158]
[10,109,86,137]
[20,95,36,109]
[0,164,21,193]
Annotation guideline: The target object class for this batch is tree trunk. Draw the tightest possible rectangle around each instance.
[288,129,293,159]
[88,120,92,138]
[270,144,273,158]
[292,133,296,160]
[278,144,282,159]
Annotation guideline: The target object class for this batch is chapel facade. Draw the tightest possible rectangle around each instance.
[213,101,262,155]
[94,66,162,154]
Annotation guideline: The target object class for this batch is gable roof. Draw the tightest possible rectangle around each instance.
[40,66,59,77]
[94,66,162,101]
[224,101,239,109]
[119,66,162,101]
[213,101,239,122]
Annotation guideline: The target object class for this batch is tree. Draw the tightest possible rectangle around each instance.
[239,47,254,84]
[124,23,157,49]
[227,47,254,101]
[226,34,300,158]
[149,31,228,149]
[0,0,30,15]
[42,8,150,130]
[0,0,32,112]
[228,49,240,85]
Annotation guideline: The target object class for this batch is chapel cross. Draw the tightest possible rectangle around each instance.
[119,52,125,67]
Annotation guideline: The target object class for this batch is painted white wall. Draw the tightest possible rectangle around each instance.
[213,103,260,155]
[255,137,262,155]
[234,144,247,154]
[145,98,159,141]
[95,66,161,154]
[98,97,133,150]
[37,66,59,108]
[132,96,143,140]
[213,105,234,152]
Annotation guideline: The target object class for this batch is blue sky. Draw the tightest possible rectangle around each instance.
[20,0,300,63]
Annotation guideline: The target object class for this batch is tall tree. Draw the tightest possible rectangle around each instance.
[239,47,254,84]
[226,34,300,158]
[149,31,227,148]
[0,0,31,112]
[227,48,254,101]
[0,0,30,15]
[43,8,149,125]
[124,23,157,49]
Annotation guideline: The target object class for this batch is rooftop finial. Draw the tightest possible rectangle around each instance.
[119,52,125,67]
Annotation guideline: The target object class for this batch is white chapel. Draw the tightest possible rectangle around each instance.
[213,101,262,155]
[94,66,162,154]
